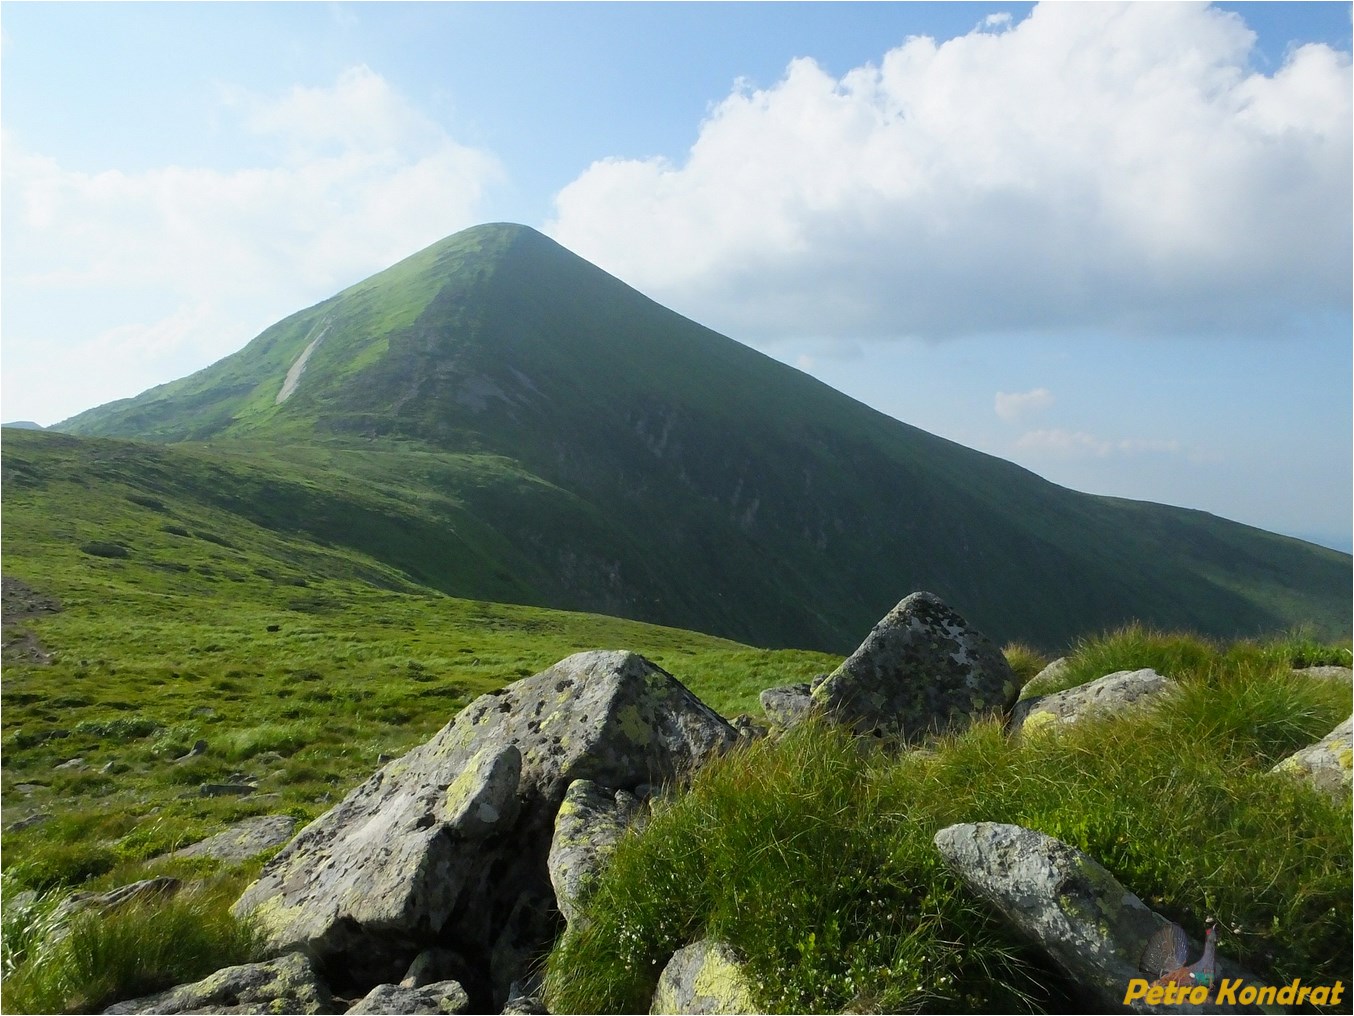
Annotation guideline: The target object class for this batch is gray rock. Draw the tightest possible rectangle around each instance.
[649,939,757,1014]
[759,682,814,728]
[54,757,85,770]
[729,713,767,741]
[934,822,1259,1013]
[169,814,297,863]
[347,980,470,1014]
[234,650,737,1008]
[401,947,469,989]
[1271,714,1353,803]
[7,812,49,832]
[548,779,643,926]
[1017,656,1072,701]
[811,592,1016,740]
[1010,669,1174,734]
[103,951,337,1014]
[502,973,548,1015]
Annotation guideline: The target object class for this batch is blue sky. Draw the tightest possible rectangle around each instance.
[3,2,1351,550]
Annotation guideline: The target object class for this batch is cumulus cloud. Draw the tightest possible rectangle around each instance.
[548,2,1351,344]
[1,66,502,423]
[995,387,1053,422]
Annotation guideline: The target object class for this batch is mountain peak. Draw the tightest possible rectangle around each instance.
[51,228,1351,651]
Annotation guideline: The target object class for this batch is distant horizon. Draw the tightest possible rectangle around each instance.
[3,2,1350,554]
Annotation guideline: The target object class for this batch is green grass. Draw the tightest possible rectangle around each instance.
[545,632,1352,1014]
[2,412,1349,1012]
[1,872,261,1015]
[1,428,837,895]
[1018,622,1351,700]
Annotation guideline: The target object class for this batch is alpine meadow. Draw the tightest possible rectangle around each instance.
[3,221,1350,1014]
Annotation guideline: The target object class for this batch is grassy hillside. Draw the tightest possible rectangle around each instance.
[1,428,837,893]
[53,224,1351,652]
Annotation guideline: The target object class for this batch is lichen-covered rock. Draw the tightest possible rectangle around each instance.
[1016,656,1071,701]
[548,779,643,925]
[102,952,337,1015]
[650,939,757,1015]
[1271,714,1353,803]
[811,592,1016,740]
[234,650,736,1009]
[934,823,1258,1013]
[759,682,814,728]
[168,814,297,863]
[1010,669,1174,735]
[347,980,470,1014]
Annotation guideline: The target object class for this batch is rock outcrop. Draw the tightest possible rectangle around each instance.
[1010,668,1174,735]
[649,938,757,1015]
[1271,714,1353,803]
[233,650,737,1010]
[811,592,1016,739]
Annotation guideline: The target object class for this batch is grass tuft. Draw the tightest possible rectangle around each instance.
[1002,642,1049,688]
[1,876,262,1015]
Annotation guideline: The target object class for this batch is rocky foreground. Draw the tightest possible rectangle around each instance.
[89,592,1350,1015]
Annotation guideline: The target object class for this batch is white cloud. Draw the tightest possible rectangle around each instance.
[995,387,1053,422]
[548,2,1351,345]
[1,66,502,424]
[1016,428,1182,458]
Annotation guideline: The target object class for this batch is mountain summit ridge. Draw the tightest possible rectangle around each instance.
[55,223,1351,651]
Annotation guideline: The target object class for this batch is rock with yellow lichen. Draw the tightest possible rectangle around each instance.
[1270,713,1353,803]
[548,779,645,926]
[1009,668,1175,736]
[102,952,336,1015]
[649,939,757,1015]
[232,650,737,1012]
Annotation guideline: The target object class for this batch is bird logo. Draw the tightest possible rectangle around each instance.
[1139,920,1219,989]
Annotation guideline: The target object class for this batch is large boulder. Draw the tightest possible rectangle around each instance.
[811,592,1016,739]
[103,952,337,1015]
[934,823,1258,1013]
[649,939,757,1015]
[547,779,644,926]
[233,650,736,1010]
[1010,669,1175,735]
[1270,714,1353,804]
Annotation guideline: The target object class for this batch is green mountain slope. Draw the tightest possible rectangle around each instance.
[56,223,1351,650]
